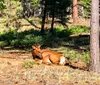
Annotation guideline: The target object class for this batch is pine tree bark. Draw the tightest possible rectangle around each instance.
[50,0,56,33]
[72,0,78,24]
[41,0,47,33]
[89,0,100,73]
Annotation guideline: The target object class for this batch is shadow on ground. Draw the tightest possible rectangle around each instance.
[0,28,90,51]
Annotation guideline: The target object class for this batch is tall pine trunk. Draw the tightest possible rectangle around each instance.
[50,0,56,33]
[89,0,100,73]
[72,0,78,24]
[41,0,47,33]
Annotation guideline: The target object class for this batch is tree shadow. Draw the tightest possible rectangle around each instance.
[24,18,40,29]
[63,34,90,52]
[0,28,90,51]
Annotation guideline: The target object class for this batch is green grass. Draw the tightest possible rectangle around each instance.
[53,47,90,65]
[22,61,37,69]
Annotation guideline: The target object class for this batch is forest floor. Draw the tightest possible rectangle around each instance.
[0,49,100,85]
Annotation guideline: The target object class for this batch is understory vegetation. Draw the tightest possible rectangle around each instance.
[0,26,90,65]
[0,26,90,48]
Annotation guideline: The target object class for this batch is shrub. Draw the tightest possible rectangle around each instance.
[67,26,90,34]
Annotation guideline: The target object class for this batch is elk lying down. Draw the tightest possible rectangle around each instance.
[32,46,66,65]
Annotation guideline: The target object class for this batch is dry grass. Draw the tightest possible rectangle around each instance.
[0,49,100,85]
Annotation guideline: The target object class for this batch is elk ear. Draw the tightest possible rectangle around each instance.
[32,46,36,49]
[37,45,41,48]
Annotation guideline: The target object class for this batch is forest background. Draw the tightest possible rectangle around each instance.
[0,0,100,85]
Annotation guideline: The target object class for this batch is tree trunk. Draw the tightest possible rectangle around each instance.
[41,0,47,34]
[89,0,100,73]
[72,0,78,24]
[50,0,56,33]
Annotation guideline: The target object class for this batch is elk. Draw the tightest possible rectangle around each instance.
[32,45,66,65]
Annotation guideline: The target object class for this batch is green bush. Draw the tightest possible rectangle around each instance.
[0,26,90,48]
[0,41,7,47]
[67,26,90,34]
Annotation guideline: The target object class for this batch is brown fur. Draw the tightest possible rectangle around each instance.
[32,45,65,65]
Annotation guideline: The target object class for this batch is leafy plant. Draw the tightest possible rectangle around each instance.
[67,26,90,34]
[0,0,6,10]
[79,0,91,18]
[0,41,7,48]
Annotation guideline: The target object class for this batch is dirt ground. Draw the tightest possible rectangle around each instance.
[0,50,100,85]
